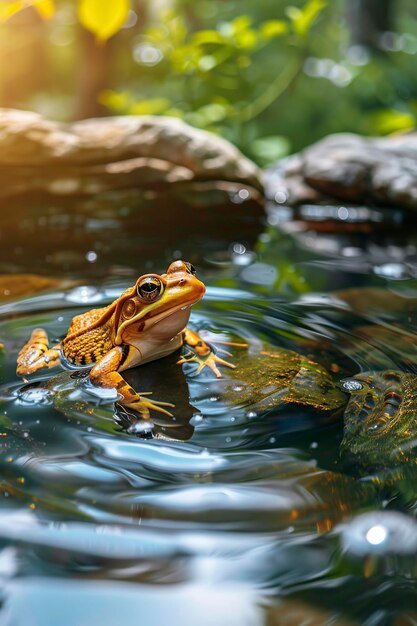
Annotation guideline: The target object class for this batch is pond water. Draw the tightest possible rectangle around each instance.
[0,192,416,625]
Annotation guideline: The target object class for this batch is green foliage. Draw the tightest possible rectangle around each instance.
[100,0,328,162]
[4,0,417,164]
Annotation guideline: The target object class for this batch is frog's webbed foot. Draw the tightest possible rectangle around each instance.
[16,328,61,376]
[124,394,175,420]
[179,328,247,378]
[90,345,175,420]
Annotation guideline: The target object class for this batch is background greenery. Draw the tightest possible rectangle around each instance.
[1,0,417,164]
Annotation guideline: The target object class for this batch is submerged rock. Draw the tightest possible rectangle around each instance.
[221,346,348,414]
[341,370,417,506]
[0,273,75,301]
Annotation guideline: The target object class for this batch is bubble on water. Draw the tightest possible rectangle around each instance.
[65,285,103,304]
[246,411,257,419]
[126,420,154,438]
[225,436,232,443]
[342,380,364,392]
[86,251,98,263]
[269,437,276,444]
[340,511,417,556]
[310,442,318,450]
[191,414,204,424]
[17,387,53,407]
[374,262,409,280]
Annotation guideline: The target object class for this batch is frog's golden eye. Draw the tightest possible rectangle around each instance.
[137,276,164,301]
[185,262,196,276]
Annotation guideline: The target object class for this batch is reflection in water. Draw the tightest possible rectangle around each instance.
[0,200,417,624]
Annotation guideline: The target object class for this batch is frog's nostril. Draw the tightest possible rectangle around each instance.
[179,278,186,286]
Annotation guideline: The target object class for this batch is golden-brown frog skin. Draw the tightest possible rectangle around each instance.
[16,260,236,419]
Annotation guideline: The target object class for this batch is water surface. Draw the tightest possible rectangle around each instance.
[0,195,416,625]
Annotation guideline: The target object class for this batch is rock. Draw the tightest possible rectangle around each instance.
[266,132,417,211]
[0,109,262,198]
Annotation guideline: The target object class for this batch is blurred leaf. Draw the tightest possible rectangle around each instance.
[0,0,55,21]
[287,0,327,37]
[261,20,288,40]
[195,103,228,123]
[98,89,130,111]
[370,109,415,135]
[235,28,258,50]
[78,0,130,42]
[251,135,290,165]
[33,0,54,19]
[0,1,24,21]
[129,98,171,115]
[191,30,226,46]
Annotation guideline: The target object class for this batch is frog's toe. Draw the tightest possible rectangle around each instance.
[125,396,175,419]
[179,350,236,378]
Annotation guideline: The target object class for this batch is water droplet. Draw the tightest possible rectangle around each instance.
[269,436,276,444]
[342,380,364,392]
[246,411,257,419]
[86,251,98,263]
[225,436,232,443]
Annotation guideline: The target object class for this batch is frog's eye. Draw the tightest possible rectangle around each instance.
[185,262,196,276]
[137,276,164,302]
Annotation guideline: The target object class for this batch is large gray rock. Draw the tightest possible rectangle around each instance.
[0,109,262,197]
[267,132,417,211]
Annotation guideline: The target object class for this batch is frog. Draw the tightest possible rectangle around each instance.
[16,260,236,419]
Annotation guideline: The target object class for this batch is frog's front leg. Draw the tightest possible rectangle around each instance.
[178,328,246,378]
[89,345,174,419]
[17,328,61,376]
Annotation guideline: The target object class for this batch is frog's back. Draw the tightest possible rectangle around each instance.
[67,304,114,336]
[62,303,116,367]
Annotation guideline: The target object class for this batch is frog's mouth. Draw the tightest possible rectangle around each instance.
[144,301,196,334]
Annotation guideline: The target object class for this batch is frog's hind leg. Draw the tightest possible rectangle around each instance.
[89,346,174,420]
[16,328,61,376]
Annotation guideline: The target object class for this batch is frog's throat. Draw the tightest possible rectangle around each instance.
[115,298,199,345]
